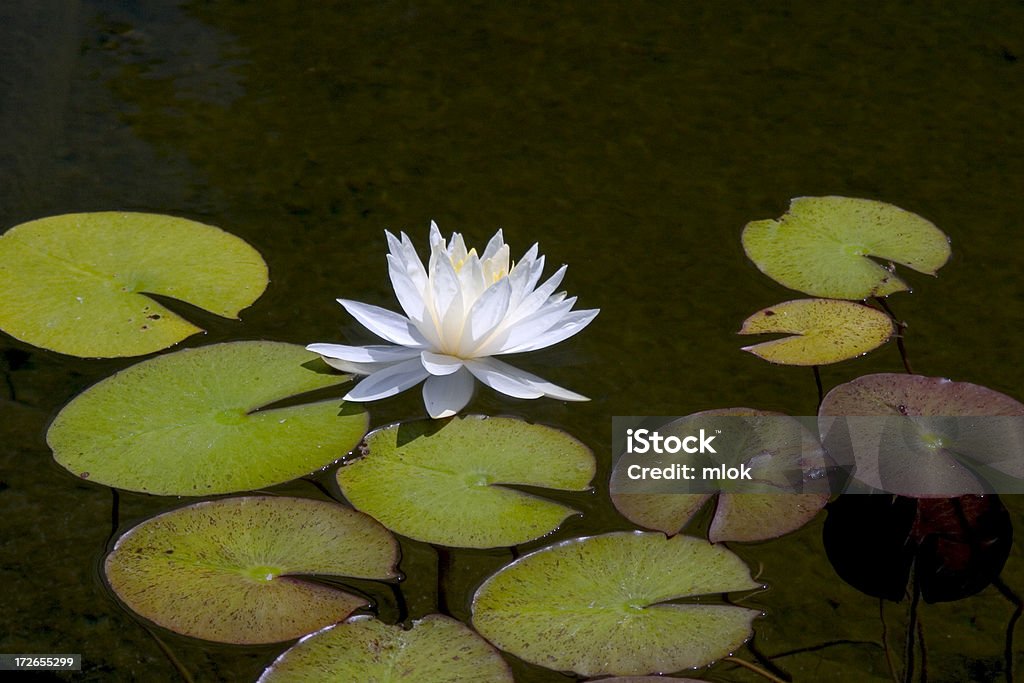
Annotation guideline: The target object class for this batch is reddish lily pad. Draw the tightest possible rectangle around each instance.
[104,496,399,644]
[818,373,1024,496]
[611,410,828,542]
[823,494,1012,603]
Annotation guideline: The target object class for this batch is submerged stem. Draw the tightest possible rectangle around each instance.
[143,624,195,683]
[726,655,790,683]
[903,568,921,683]
[880,599,901,683]
[992,576,1022,683]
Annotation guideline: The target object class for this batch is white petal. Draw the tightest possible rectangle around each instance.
[507,265,567,323]
[462,276,512,352]
[464,358,545,399]
[428,247,461,324]
[506,251,543,311]
[344,358,429,401]
[467,357,588,401]
[387,254,428,325]
[449,232,469,263]
[482,244,509,281]
[479,297,577,356]
[421,350,464,376]
[422,367,475,418]
[338,299,425,347]
[481,229,505,261]
[499,308,600,354]
[319,357,382,375]
[458,253,487,305]
[307,343,420,363]
[429,221,444,249]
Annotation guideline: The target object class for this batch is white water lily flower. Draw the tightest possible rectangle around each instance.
[308,222,599,418]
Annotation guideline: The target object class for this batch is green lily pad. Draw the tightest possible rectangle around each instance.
[104,496,399,644]
[472,531,761,676]
[0,212,268,357]
[819,373,1024,496]
[742,197,951,299]
[336,416,595,548]
[610,410,829,542]
[259,614,513,682]
[48,341,366,495]
[739,298,893,365]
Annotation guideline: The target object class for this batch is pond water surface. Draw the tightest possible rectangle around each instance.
[2,2,1023,681]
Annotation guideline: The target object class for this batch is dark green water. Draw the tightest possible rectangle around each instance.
[1,1,1022,680]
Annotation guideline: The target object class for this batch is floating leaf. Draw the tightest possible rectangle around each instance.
[611,410,828,542]
[337,416,594,548]
[818,373,1024,496]
[259,615,513,682]
[823,494,1012,603]
[104,496,399,644]
[48,342,366,495]
[0,212,268,357]
[472,531,761,676]
[739,298,893,365]
[742,197,951,299]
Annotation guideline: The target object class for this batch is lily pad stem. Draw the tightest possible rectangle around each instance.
[813,366,824,408]
[873,297,913,374]
[105,488,120,550]
[143,624,195,683]
[388,582,408,623]
[435,545,452,615]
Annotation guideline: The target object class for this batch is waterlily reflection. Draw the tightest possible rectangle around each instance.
[308,222,599,418]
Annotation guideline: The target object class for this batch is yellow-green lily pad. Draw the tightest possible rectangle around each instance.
[739,298,894,365]
[337,416,595,548]
[104,496,399,644]
[742,197,951,299]
[258,615,513,682]
[0,212,268,357]
[472,532,761,677]
[48,341,366,495]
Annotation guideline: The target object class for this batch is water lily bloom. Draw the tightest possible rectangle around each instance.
[308,222,599,418]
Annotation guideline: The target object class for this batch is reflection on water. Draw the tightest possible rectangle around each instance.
[2,1,1023,680]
